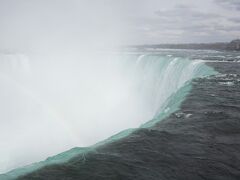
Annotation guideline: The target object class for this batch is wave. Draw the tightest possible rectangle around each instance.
[0,53,217,179]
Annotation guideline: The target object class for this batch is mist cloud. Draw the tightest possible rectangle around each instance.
[0,0,239,174]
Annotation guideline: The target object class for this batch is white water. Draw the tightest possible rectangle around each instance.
[0,52,215,173]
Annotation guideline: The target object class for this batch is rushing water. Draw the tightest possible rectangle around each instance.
[0,50,233,179]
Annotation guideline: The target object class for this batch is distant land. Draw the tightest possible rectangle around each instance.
[128,39,240,51]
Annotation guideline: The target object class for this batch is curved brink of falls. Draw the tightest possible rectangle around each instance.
[0,53,217,179]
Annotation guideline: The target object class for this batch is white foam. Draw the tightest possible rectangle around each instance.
[0,52,214,173]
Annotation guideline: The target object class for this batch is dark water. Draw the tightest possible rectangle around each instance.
[18,51,240,180]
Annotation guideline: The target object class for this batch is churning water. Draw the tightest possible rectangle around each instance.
[0,51,217,178]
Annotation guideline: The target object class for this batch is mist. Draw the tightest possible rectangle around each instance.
[0,0,232,175]
[0,0,135,173]
[0,51,159,173]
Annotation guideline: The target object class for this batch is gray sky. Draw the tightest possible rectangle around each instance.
[0,0,240,50]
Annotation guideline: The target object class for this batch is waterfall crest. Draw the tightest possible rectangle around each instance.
[0,52,216,177]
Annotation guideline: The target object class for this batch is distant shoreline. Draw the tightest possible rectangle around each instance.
[128,39,240,51]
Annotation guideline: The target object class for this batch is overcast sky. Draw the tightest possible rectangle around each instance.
[0,0,239,51]
[124,0,240,44]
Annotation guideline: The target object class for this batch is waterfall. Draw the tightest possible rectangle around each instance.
[0,52,216,178]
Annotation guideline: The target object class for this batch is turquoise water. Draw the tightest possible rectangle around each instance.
[0,54,217,179]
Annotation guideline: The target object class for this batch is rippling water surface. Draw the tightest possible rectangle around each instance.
[1,49,240,180]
